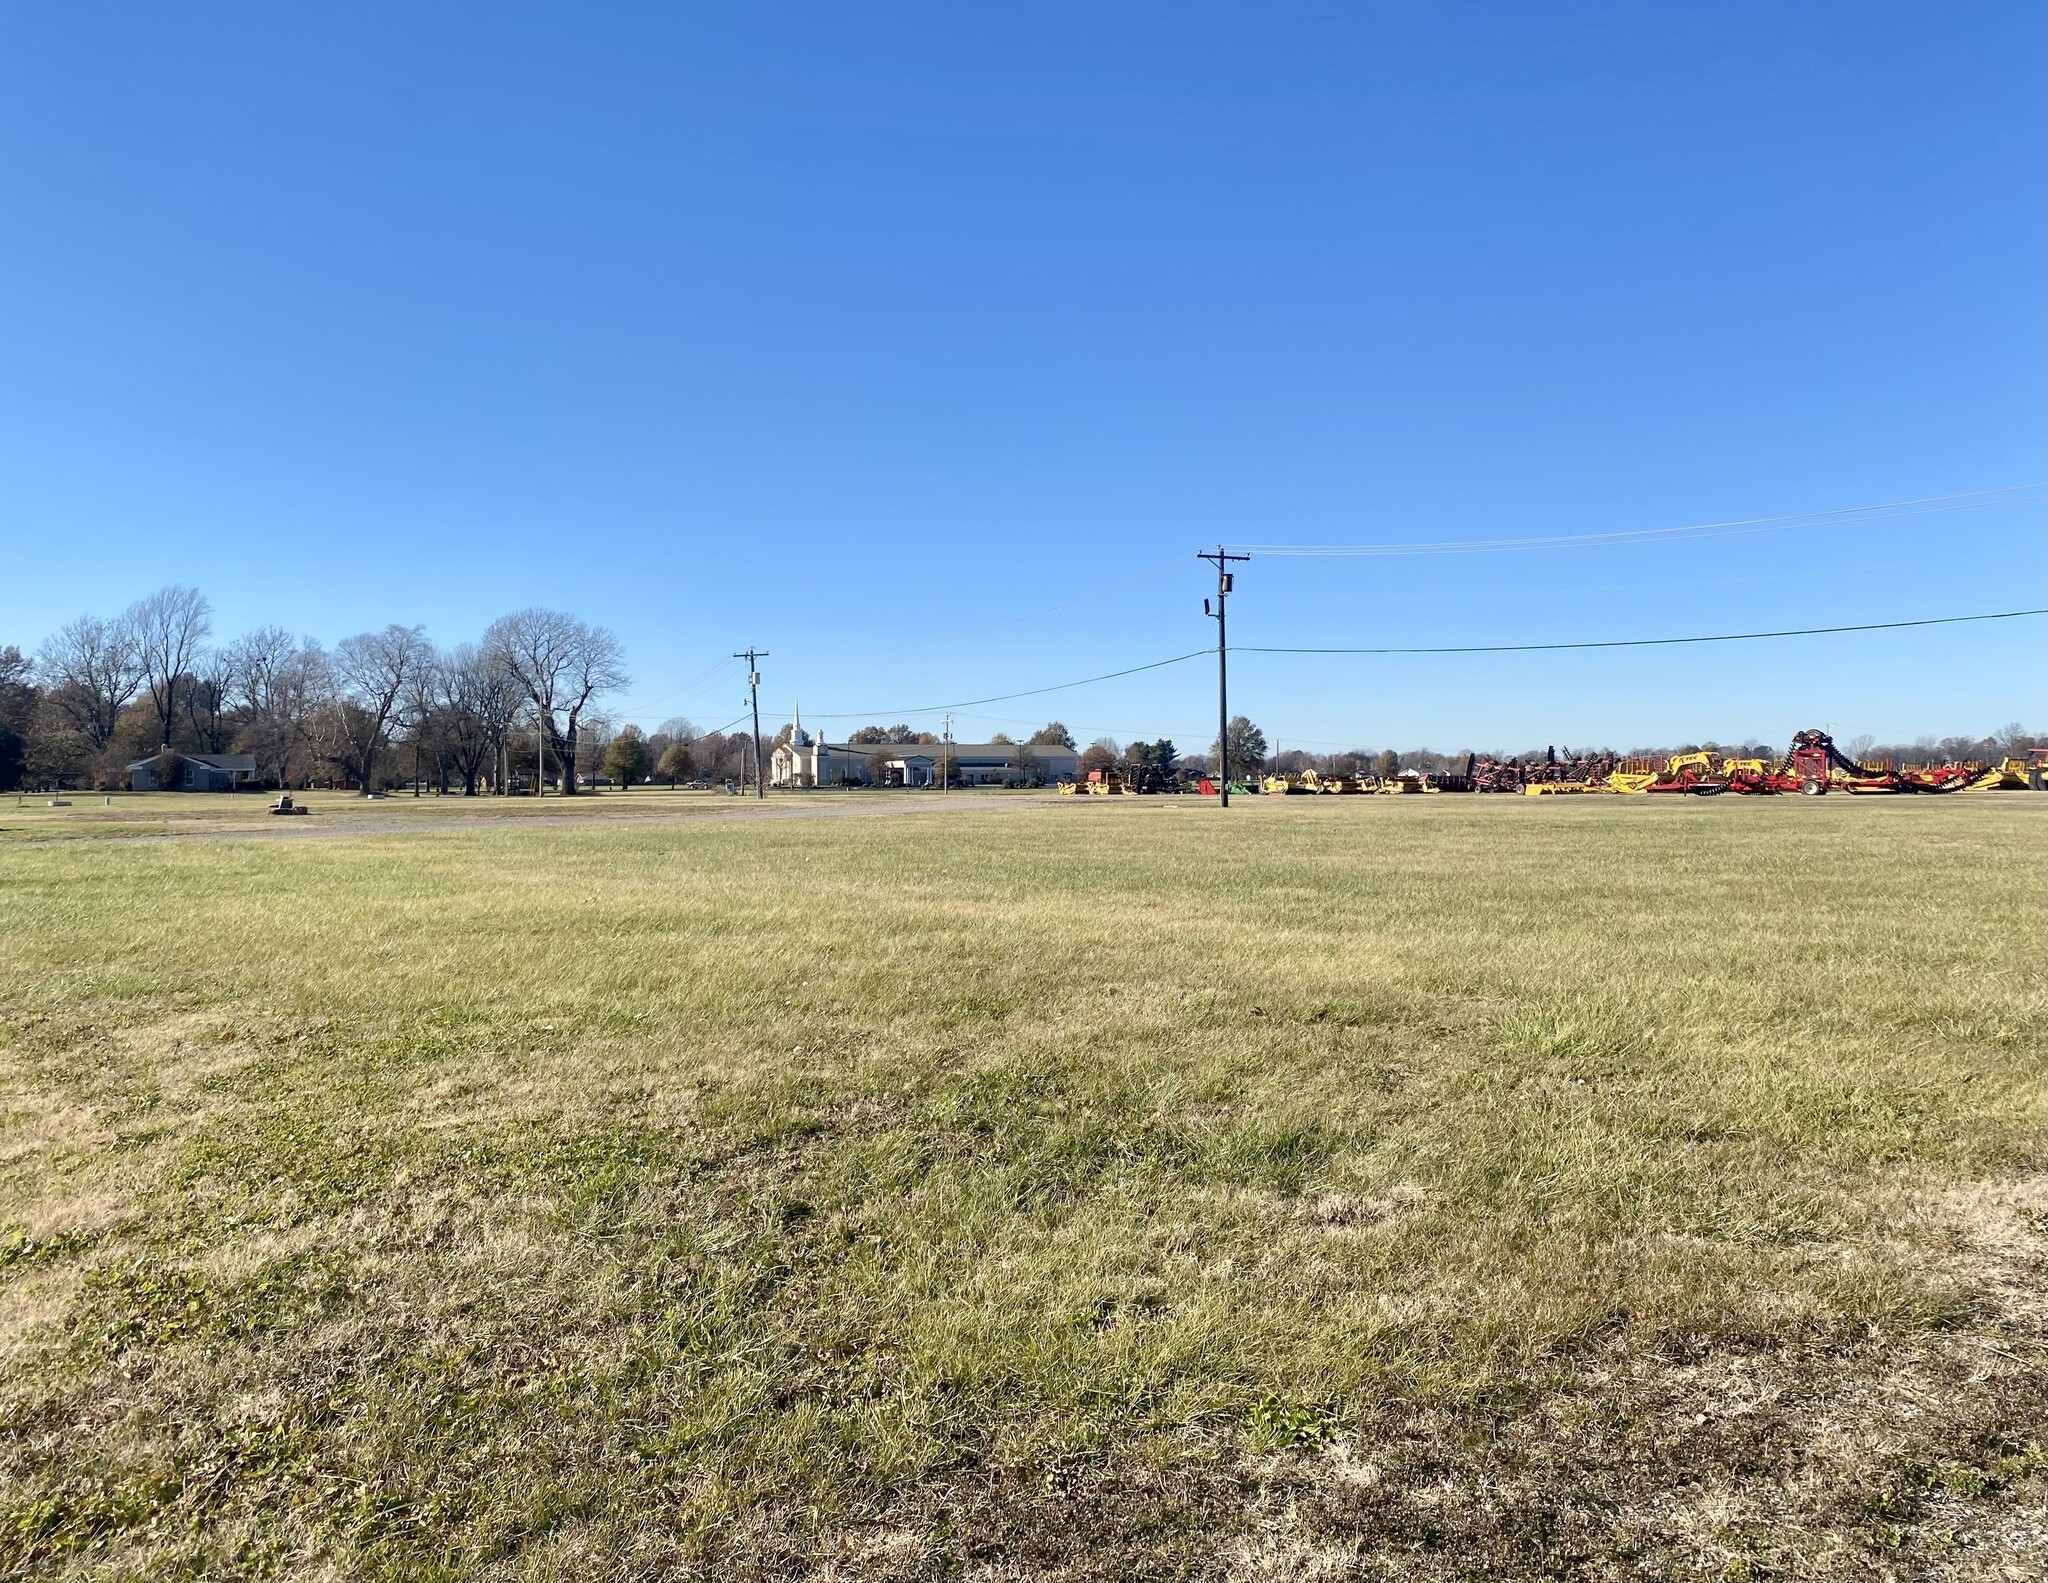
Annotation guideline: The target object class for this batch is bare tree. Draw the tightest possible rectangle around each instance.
[578,715,616,785]
[1077,737,1120,776]
[646,717,695,780]
[398,648,446,795]
[434,642,522,795]
[333,624,431,791]
[225,629,333,786]
[225,627,294,721]
[483,609,628,795]
[128,586,212,748]
[182,648,235,753]
[37,613,143,755]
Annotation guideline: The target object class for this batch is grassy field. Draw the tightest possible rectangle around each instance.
[0,786,852,844]
[1,795,2041,1580]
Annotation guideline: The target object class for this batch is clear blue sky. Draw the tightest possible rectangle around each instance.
[3,3,2041,752]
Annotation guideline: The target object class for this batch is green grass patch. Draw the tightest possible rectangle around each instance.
[0,795,2041,1578]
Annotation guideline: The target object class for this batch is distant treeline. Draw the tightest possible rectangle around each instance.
[1064,720,2045,783]
[0,586,723,794]
[1248,731,2044,779]
[3,593,2035,794]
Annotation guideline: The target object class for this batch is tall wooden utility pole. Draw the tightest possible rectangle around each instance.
[1198,548,1250,806]
[735,648,769,799]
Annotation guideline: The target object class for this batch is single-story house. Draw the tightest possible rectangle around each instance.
[128,752,259,792]
[770,709,1077,787]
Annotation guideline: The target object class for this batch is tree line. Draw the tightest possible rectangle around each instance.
[595,722,764,791]
[1251,726,2043,777]
[1069,715,2043,784]
[0,587,664,795]
[4,598,2031,795]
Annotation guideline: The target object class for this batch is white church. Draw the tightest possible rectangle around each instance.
[769,709,1077,788]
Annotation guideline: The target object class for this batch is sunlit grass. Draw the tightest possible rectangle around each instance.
[0,784,875,843]
[1,795,2041,1578]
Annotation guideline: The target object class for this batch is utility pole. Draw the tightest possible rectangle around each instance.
[942,711,953,793]
[735,648,769,799]
[1198,547,1250,807]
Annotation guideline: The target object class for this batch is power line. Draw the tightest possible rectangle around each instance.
[946,709,1160,741]
[622,486,2041,732]
[1239,608,2046,656]
[615,558,1186,724]
[614,654,741,717]
[1228,484,2045,557]
[803,649,1212,720]
[781,608,2041,731]
[943,555,1186,640]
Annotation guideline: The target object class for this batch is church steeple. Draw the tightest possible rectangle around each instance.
[789,702,811,748]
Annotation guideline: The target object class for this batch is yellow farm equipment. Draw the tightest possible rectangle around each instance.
[1061,764,1184,795]
[1068,737,2040,804]
[1961,755,2048,791]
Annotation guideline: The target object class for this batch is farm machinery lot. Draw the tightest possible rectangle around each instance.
[2,795,2042,1580]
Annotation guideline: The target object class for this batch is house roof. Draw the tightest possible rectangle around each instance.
[127,752,258,772]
